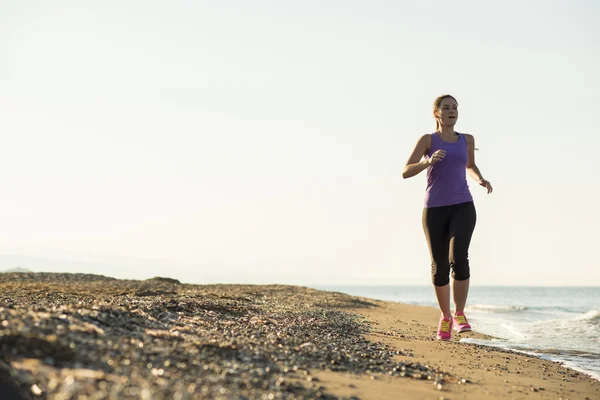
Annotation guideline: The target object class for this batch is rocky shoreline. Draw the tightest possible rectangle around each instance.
[0,273,455,399]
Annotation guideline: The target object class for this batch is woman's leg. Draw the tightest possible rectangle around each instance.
[449,202,477,313]
[434,284,452,319]
[422,206,452,319]
[452,278,470,313]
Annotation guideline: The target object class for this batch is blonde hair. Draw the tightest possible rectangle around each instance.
[433,94,457,131]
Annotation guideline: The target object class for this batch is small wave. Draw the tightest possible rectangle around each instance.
[460,338,600,381]
[466,304,528,313]
[575,310,600,322]
[533,348,600,358]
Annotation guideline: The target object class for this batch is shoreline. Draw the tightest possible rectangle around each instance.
[313,284,600,383]
[336,295,599,399]
[0,272,598,399]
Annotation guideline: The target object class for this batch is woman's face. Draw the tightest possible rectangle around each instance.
[435,97,458,127]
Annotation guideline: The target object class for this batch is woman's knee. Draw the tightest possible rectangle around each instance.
[451,261,470,281]
[431,262,451,286]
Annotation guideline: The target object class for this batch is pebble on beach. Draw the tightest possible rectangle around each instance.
[0,273,455,399]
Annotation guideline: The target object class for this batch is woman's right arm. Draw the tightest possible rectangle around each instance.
[402,134,432,179]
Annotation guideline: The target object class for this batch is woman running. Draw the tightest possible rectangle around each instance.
[402,94,493,341]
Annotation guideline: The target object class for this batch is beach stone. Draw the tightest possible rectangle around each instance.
[0,365,28,400]
[146,277,181,285]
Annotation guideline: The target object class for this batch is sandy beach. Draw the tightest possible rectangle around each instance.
[323,297,600,400]
[0,273,598,399]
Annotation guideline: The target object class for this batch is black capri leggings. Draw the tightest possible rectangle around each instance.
[422,201,477,286]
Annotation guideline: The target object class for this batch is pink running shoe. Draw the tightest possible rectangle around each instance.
[436,317,452,341]
[453,311,472,333]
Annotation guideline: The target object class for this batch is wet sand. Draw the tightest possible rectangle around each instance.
[328,297,600,399]
[0,273,598,399]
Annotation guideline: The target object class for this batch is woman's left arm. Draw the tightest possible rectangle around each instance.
[465,134,493,194]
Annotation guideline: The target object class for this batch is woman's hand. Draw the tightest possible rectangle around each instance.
[478,178,493,194]
[427,149,445,165]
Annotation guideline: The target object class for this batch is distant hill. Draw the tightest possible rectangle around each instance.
[3,267,33,273]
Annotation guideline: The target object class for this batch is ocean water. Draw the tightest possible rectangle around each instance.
[308,285,600,381]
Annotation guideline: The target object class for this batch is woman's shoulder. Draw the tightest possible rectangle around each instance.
[420,133,434,142]
[419,133,433,148]
[460,132,475,145]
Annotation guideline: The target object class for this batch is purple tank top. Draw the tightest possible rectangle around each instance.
[424,132,473,208]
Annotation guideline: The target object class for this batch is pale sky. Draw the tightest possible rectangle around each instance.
[1,1,598,286]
